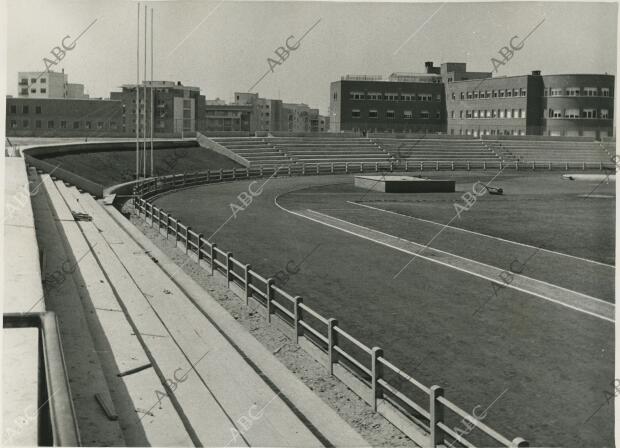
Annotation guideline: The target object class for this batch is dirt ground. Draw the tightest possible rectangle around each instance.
[126,203,418,448]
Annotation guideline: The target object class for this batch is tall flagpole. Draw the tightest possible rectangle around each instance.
[143,4,147,177]
[136,3,140,180]
[150,7,154,177]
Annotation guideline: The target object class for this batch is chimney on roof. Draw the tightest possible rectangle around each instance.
[532,70,541,76]
[425,61,434,72]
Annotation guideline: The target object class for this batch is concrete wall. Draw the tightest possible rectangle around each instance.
[196,132,250,167]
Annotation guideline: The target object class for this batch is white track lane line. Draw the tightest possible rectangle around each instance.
[274,197,614,323]
[346,200,615,269]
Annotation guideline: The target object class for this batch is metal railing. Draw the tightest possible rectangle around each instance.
[131,166,535,448]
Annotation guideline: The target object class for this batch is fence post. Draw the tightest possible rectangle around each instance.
[260,166,264,176]
[149,203,154,227]
[467,161,471,171]
[183,173,187,185]
[599,161,603,170]
[197,234,204,262]
[420,161,423,171]
[157,208,161,231]
[219,168,224,180]
[185,227,191,254]
[499,161,503,170]
[327,318,338,375]
[375,162,378,172]
[430,385,444,448]
[173,216,179,243]
[164,212,169,239]
[515,161,519,171]
[210,243,217,275]
[405,160,408,171]
[510,437,529,447]
[331,163,335,174]
[206,170,210,183]
[288,166,292,176]
[582,161,586,171]
[294,296,303,344]
[451,161,454,171]
[246,167,249,177]
[345,162,349,174]
[244,264,252,306]
[565,162,568,171]
[226,252,232,287]
[371,347,384,412]
[303,164,306,175]
[483,161,487,171]
[232,168,237,180]
[266,278,274,322]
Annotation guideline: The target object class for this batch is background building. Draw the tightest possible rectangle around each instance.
[204,104,253,132]
[17,69,88,99]
[445,71,615,138]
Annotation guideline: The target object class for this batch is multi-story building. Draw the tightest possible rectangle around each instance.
[233,92,284,132]
[446,70,615,138]
[6,97,124,137]
[17,69,87,99]
[329,71,447,134]
[110,81,206,136]
[204,104,253,132]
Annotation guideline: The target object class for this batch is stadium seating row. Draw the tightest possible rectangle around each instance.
[209,136,615,167]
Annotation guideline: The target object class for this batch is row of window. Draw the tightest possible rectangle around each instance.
[547,108,609,119]
[457,129,526,136]
[451,89,527,100]
[9,119,118,130]
[450,109,527,119]
[349,92,441,102]
[19,77,47,85]
[544,87,610,97]
[351,109,441,119]
[20,88,47,95]
[9,105,43,114]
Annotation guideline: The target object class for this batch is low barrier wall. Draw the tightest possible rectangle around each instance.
[196,132,251,167]
[131,167,531,448]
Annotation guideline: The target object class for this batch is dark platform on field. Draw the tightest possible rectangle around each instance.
[354,175,456,193]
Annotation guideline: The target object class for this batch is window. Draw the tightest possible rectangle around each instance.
[602,88,610,97]
[30,78,37,83]
[450,110,455,118]
[35,106,41,114]
[40,88,46,94]
[73,121,80,129]
[582,109,596,118]
[491,109,497,118]
[402,94,414,101]
[543,89,548,97]
[420,111,429,119]
[22,105,29,113]
[47,120,54,128]
[459,110,463,118]
[499,90,505,98]
[550,88,562,96]
[460,92,465,100]
[506,89,512,98]
[61,120,67,128]
[10,120,17,128]
[22,120,29,128]
[385,93,398,101]
[485,91,491,99]
[386,110,395,119]
[403,110,413,120]
[35,120,41,128]
[350,92,364,100]
[499,109,505,118]
[31,88,36,93]
[10,105,16,113]
[85,121,91,129]
[473,91,479,99]
[549,109,562,118]
[584,87,598,96]
[601,109,609,119]
[435,94,441,102]
[451,92,456,100]
[40,78,46,84]
[473,110,479,118]
[506,110,512,118]
[351,109,360,118]
[467,92,473,99]
[492,90,498,98]
[466,110,472,118]
[20,88,28,95]
[567,87,580,96]
[97,121,104,129]
[368,92,381,100]
[518,89,524,97]
[520,109,526,118]
[436,111,441,119]
[418,94,432,101]
[368,110,378,119]
[565,109,579,118]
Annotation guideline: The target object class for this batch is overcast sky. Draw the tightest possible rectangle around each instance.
[5,0,618,115]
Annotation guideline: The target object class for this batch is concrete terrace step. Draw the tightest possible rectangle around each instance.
[105,202,369,448]
[42,177,193,447]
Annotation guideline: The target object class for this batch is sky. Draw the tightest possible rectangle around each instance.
[4,0,618,115]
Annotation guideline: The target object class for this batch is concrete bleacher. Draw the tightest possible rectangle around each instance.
[484,140,614,163]
[210,137,293,166]
[26,167,367,446]
[373,138,501,162]
[267,137,392,164]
